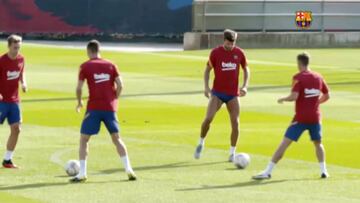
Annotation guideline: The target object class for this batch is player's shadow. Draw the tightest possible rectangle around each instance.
[176,178,320,191]
[176,180,287,191]
[0,180,122,191]
[0,182,70,190]
[96,161,226,175]
[54,175,70,178]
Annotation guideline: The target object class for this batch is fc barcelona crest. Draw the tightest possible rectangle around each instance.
[295,11,312,29]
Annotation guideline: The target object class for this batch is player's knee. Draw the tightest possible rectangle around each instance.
[10,125,21,135]
[80,135,90,143]
[111,136,119,144]
[111,134,123,144]
[313,140,322,147]
[112,138,126,149]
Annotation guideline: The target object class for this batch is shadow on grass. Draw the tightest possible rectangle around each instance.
[54,175,70,178]
[96,161,227,174]
[0,180,124,191]
[176,178,321,191]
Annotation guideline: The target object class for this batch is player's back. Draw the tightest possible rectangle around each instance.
[293,70,328,123]
[79,58,119,111]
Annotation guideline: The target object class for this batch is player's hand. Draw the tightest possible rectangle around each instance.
[21,84,28,93]
[204,87,211,98]
[240,87,247,97]
[278,98,285,104]
[0,94,2,101]
[76,101,84,113]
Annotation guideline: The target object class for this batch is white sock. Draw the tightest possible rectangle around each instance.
[199,138,205,146]
[121,155,133,173]
[264,161,276,175]
[320,162,327,174]
[78,160,87,177]
[229,146,236,155]
[4,151,14,161]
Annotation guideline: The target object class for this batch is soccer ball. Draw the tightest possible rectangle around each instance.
[233,153,250,169]
[65,160,80,176]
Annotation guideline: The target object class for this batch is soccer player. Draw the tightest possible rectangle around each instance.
[0,35,27,169]
[253,52,330,180]
[71,40,136,182]
[194,29,250,162]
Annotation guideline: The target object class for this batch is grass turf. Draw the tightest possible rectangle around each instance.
[0,43,359,203]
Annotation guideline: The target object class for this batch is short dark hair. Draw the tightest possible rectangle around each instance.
[224,29,237,42]
[87,40,100,53]
[7,34,22,46]
[297,52,310,66]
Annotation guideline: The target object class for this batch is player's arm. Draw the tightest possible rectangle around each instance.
[76,80,85,113]
[115,76,123,98]
[20,69,28,93]
[278,78,300,104]
[239,51,250,97]
[319,93,330,104]
[278,92,299,104]
[240,66,250,97]
[319,79,330,104]
[204,63,213,98]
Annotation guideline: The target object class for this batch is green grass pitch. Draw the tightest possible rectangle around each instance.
[0,43,359,203]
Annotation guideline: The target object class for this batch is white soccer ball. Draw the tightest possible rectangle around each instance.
[65,160,80,176]
[234,153,251,169]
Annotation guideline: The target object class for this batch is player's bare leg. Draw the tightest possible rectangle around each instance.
[271,137,293,163]
[3,123,21,168]
[194,96,223,159]
[200,96,223,139]
[253,137,293,180]
[111,133,136,181]
[70,134,90,183]
[226,97,240,162]
[313,140,329,178]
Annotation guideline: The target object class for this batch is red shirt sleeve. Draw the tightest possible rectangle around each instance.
[20,59,25,78]
[239,50,247,70]
[208,49,216,68]
[291,77,301,92]
[321,78,329,94]
[79,65,86,81]
[113,64,120,78]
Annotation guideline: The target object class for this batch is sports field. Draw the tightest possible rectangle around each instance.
[0,43,359,203]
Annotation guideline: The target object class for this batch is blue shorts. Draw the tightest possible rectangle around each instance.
[211,90,236,103]
[0,102,22,125]
[80,110,120,136]
[285,122,322,142]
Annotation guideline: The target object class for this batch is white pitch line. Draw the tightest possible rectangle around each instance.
[49,148,74,167]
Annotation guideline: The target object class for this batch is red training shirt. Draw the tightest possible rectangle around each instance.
[79,58,120,112]
[208,46,247,96]
[0,53,25,103]
[292,70,329,124]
